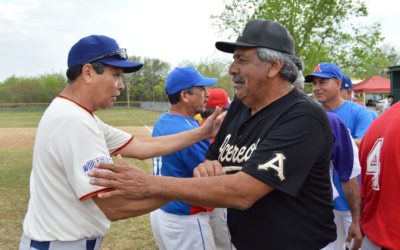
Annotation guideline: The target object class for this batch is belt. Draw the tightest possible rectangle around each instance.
[29,237,101,250]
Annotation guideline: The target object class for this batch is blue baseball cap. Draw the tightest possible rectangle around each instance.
[341,74,353,90]
[67,35,143,73]
[165,67,217,95]
[304,62,343,82]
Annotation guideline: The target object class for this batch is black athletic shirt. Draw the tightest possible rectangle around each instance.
[206,89,336,250]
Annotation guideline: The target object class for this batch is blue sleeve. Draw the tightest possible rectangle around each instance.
[370,110,378,120]
[328,113,354,181]
[353,107,374,139]
[182,140,210,173]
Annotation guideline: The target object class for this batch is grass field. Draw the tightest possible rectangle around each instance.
[0,107,163,249]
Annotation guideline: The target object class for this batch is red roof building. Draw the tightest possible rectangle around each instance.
[353,76,390,94]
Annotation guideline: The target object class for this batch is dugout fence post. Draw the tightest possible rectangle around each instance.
[388,65,400,104]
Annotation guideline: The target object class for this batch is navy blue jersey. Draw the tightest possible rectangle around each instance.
[329,100,372,211]
[327,112,355,181]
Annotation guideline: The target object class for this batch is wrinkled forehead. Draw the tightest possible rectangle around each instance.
[233,47,258,57]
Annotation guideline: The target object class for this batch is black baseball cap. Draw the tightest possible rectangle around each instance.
[215,19,295,55]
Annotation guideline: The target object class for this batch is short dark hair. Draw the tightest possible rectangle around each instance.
[167,87,196,104]
[167,92,181,104]
[66,63,105,82]
[366,100,376,107]
[388,95,394,99]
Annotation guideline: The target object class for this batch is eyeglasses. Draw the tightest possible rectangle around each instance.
[184,86,207,95]
[86,48,128,63]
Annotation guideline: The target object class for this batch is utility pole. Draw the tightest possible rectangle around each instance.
[126,79,130,108]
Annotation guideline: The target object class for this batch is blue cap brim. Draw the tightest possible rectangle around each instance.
[304,73,335,82]
[101,58,143,73]
[193,77,218,87]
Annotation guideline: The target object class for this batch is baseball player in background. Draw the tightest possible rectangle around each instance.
[150,66,233,250]
[324,112,362,250]
[199,88,233,250]
[89,19,337,250]
[339,74,354,101]
[359,101,400,249]
[19,35,223,250]
[295,68,362,250]
[306,63,373,249]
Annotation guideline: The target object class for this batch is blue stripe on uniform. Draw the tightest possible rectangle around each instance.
[86,239,96,250]
[196,218,206,250]
[30,240,49,250]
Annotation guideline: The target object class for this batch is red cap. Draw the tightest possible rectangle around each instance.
[206,88,229,108]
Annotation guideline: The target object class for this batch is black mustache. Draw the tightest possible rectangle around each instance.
[232,75,245,84]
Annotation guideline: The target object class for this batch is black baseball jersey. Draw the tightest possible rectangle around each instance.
[207,89,336,250]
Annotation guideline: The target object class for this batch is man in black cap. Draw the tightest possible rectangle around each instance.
[89,20,336,249]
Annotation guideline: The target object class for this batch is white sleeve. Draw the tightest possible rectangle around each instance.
[349,136,361,179]
[330,163,339,200]
[52,116,130,199]
[95,115,133,153]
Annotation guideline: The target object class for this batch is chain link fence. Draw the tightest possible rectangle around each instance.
[0,101,170,112]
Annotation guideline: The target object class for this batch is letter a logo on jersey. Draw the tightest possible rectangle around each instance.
[258,153,286,181]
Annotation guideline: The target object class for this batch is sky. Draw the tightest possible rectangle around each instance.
[0,0,398,81]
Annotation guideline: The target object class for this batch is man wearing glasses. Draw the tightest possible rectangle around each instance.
[151,66,233,250]
[19,36,223,250]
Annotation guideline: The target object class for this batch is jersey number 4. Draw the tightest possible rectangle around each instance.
[366,138,384,191]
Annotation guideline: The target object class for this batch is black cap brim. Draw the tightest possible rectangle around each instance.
[215,41,257,53]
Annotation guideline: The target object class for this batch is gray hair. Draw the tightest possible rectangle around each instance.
[256,48,299,83]
[294,70,305,85]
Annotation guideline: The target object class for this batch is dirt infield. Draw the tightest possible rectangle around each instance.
[0,126,153,150]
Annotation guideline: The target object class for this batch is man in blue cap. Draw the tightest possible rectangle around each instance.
[340,74,354,101]
[150,66,233,250]
[306,62,374,250]
[341,73,378,120]
[19,35,223,250]
[306,62,373,146]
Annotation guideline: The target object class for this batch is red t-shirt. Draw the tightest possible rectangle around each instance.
[359,102,400,249]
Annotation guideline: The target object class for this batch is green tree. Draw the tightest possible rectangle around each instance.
[0,76,44,103]
[40,73,67,102]
[122,56,170,103]
[0,76,19,102]
[182,59,234,98]
[334,23,399,78]
[212,0,399,78]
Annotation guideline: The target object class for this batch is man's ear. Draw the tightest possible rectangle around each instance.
[180,91,190,103]
[82,64,94,83]
[267,59,283,78]
[336,79,342,90]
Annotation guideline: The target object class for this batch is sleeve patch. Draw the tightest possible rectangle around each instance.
[81,156,113,175]
[258,152,286,181]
